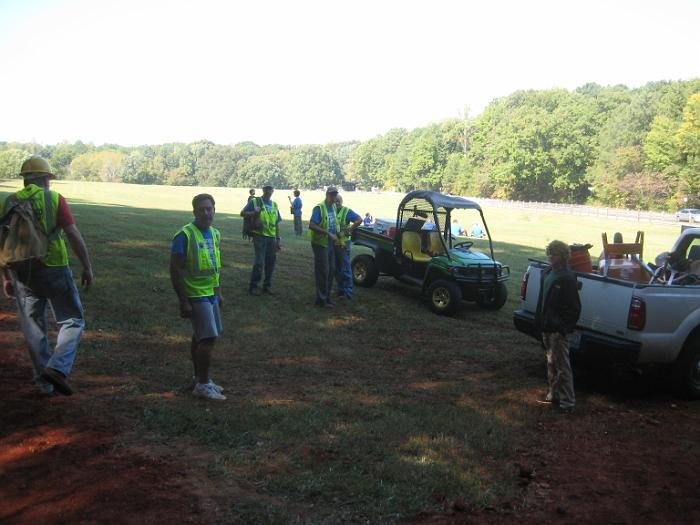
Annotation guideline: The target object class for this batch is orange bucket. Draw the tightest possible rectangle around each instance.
[569,243,593,273]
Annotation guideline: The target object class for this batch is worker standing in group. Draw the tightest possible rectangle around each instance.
[240,184,282,295]
[309,187,339,308]
[334,194,362,300]
[170,193,225,401]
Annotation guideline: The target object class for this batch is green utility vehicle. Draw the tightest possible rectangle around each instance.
[351,190,509,315]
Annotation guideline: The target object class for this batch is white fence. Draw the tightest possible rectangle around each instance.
[475,198,677,225]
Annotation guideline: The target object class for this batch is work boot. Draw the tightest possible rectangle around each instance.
[41,367,73,396]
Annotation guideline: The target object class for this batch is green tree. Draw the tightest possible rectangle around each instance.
[0,146,33,178]
[287,145,341,189]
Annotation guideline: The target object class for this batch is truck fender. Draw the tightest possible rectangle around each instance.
[676,320,700,362]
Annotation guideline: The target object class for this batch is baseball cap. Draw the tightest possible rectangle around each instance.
[262,183,274,190]
[326,186,338,194]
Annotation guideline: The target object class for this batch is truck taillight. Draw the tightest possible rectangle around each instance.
[627,297,646,330]
[520,271,529,300]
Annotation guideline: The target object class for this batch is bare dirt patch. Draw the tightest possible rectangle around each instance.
[2,308,699,523]
[0,311,216,524]
[405,376,700,524]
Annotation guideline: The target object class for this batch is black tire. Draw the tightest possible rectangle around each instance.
[427,279,462,315]
[673,337,700,399]
[352,254,379,287]
[476,282,508,310]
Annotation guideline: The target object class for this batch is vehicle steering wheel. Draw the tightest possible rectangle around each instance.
[453,241,473,249]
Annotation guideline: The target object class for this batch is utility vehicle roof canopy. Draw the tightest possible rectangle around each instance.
[398,191,483,213]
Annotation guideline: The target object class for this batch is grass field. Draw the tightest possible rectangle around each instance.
[0,179,690,522]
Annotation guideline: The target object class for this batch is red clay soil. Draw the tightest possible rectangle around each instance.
[2,308,699,524]
[0,311,215,525]
[407,387,700,524]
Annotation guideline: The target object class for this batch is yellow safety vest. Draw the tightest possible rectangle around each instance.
[176,223,221,297]
[8,184,68,267]
[336,206,351,244]
[310,201,337,247]
[252,197,279,237]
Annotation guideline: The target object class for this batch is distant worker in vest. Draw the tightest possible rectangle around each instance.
[334,194,363,300]
[240,183,282,295]
[1,156,93,396]
[169,193,225,401]
[309,186,340,308]
[247,188,256,202]
[538,240,581,413]
[291,189,303,236]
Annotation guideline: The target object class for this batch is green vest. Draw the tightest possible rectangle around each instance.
[310,201,337,247]
[176,223,221,298]
[10,184,68,267]
[252,197,279,237]
[336,206,350,244]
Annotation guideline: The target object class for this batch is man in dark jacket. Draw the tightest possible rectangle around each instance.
[539,240,581,412]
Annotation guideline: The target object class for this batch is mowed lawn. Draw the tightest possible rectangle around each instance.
[0,179,687,521]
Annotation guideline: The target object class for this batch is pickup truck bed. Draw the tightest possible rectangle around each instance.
[514,259,700,397]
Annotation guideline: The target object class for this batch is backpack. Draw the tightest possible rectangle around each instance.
[242,197,263,240]
[0,193,50,268]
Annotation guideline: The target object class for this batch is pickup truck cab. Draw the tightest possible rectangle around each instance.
[514,228,700,398]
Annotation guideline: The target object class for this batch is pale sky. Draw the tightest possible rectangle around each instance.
[0,0,698,146]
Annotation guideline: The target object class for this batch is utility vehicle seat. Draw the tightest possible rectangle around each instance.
[427,231,445,255]
[402,232,431,262]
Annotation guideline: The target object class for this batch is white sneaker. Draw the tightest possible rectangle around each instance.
[192,382,226,401]
[206,379,224,393]
[190,376,224,393]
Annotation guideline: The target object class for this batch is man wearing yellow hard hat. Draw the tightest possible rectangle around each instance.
[1,156,93,396]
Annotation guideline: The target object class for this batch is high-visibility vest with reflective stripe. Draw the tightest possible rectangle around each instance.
[310,202,336,247]
[252,197,279,237]
[176,223,221,297]
[336,206,351,244]
[12,184,68,267]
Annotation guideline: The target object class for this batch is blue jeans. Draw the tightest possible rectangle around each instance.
[11,265,85,378]
[334,241,353,297]
[250,235,277,290]
[312,242,335,305]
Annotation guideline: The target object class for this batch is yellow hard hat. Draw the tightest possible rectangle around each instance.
[19,156,55,179]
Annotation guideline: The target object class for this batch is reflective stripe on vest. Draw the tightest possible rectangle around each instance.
[14,184,68,267]
[311,201,336,247]
[178,223,221,297]
[253,197,278,237]
[336,206,350,244]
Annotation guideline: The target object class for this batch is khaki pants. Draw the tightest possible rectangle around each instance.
[542,332,575,408]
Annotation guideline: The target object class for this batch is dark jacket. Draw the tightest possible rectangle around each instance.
[538,267,581,334]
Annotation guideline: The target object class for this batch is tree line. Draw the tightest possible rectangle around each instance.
[1,79,698,210]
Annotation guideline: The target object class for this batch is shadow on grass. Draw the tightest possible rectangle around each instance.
[0,193,683,521]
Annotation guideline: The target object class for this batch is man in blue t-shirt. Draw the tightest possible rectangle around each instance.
[334,194,363,299]
[308,187,340,307]
[170,193,225,401]
[291,190,303,236]
[240,184,283,295]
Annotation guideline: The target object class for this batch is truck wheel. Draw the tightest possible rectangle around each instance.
[352,254,379,287]
[427,279,462,315]
[673,338,700,399]
[476,282,508,310]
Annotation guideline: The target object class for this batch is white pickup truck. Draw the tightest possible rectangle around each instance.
[513,228,700,398]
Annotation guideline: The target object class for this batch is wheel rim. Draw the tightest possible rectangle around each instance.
[354,263,367,282]
[692,355,700,389]
[432,287,450,309]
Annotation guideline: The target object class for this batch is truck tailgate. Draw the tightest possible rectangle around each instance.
[577,273,635,338]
